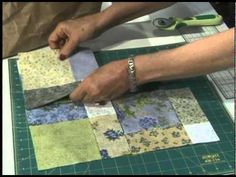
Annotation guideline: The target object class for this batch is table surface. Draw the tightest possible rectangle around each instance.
[2,2,234,175]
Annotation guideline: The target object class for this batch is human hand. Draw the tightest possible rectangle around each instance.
[69,59,130,103]
[48,13,104,60]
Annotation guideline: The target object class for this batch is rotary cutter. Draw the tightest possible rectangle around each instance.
[152,14,223,30]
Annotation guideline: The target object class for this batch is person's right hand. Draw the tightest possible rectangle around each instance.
[48,13,104,60]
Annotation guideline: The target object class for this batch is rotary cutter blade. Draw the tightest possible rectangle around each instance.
[152,17,176,28]
[152,14,223,31]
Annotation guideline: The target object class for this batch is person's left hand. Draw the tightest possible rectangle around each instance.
[69,59,130,103]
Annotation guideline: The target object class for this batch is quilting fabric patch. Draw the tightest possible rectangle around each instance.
[165,88,208,125]
[30,119,101,170]
[89,115,130,159]
[112,90,180,134]
[18,47,75,90]
[16,46,219,172]
[26,100,88,125]
[69,49,99,81]
[84,101,117,118]
[126,125,192,154]
[24,81,80,109]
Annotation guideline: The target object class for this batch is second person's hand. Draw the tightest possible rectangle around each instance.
[48,13,104,60]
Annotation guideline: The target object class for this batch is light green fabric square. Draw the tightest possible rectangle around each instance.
[30,119,101,170]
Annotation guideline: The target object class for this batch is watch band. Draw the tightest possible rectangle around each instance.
[128,55,138,93]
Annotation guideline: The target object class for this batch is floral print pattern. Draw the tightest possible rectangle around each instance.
[24,84,215,169]
[112,90,180,134]
[90,115,130,158]
[26,100,88,125]
[103,129,124,140]
[15,45,218,170]
[139,117,158,130]
[165,88,208,125]
[100,149,111,159]
[126,125,192,154]
[18,47,75,90]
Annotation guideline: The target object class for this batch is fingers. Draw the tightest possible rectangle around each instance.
[59,37,79,60]
[48,22,79,59]
[70,87,99,103]
[95,100,107,105]
[48,33,60,49]
[70,84,108,104]
[69,84,86,102]
[48,26,64,49]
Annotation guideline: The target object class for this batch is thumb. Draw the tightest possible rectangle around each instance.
[59,37,79,60]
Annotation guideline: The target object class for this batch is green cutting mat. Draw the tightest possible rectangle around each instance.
[9,42,234,175]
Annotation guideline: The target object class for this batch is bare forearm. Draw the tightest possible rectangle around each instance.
[97,2,175,31]
[135,28,234,84]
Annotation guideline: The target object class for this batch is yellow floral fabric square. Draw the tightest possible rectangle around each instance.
[126,125,192,154]
[90,115,131,159]
[30,119,101,170]
[18,47,75,90]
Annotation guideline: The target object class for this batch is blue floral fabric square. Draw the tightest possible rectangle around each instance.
[26,100,88,125]
[112,90,180,134]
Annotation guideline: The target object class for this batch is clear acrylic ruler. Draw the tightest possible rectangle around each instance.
[179,26,234,100]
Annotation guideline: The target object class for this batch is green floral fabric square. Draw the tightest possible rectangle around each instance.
[30,119,101,170]
[165,88,208,125]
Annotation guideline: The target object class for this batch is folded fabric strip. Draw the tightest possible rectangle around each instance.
[24,81,81,109]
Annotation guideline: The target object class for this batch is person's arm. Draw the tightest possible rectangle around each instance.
[48,2,175,59]
[69,28,234,103]
[135,28,234,84]
[97,2,175,32]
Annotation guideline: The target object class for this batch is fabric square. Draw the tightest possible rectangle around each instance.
[69,49,99,81]
[18,47,75,90]
[165,88,208,125]
[26,100,88,125]
[24,81,80,109]
[84,101,117,118]
[112,90,180,134]
[30,119,101,170]
[89,115,130,159]
[183,122,219,144]
[126,125,192,154]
